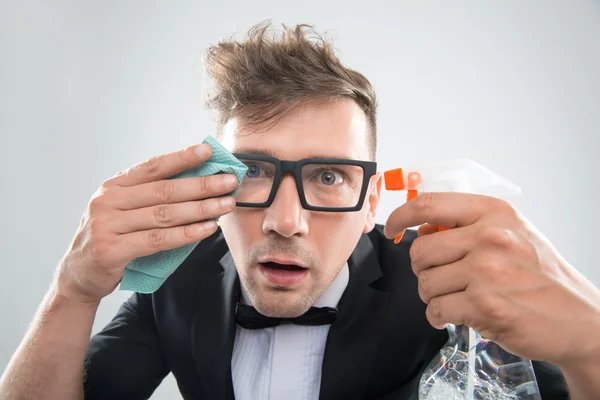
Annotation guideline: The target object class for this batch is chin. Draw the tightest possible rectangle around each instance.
[251,287,314,318]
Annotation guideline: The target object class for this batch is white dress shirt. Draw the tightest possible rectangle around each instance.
[231,263,350,400]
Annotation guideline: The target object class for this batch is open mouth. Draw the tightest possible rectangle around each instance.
[261,261,307,271]
[258,261,309,287]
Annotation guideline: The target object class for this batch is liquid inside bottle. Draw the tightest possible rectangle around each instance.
[419,324,541,400]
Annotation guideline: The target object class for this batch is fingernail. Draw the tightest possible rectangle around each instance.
[195,144,209,158]
[393,230,406,244]
[220,197,235,209]
[222,174,238,188]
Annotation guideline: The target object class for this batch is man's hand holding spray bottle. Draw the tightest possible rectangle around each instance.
[383,159,541,400]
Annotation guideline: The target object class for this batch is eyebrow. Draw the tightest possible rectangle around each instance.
[232,148,354,160]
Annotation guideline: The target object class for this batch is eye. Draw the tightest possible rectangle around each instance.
[246,164,261,178]
[320,171,343,185]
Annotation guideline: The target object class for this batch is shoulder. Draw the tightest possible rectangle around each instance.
[365,224,418,289]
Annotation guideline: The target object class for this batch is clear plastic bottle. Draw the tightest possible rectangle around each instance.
[384,159,542,400]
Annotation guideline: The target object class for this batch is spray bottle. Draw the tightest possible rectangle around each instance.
[384,158,541,400]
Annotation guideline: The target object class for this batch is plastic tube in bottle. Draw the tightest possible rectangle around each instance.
[384,158,541,400]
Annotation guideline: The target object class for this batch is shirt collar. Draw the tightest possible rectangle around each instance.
[240,262,350,309]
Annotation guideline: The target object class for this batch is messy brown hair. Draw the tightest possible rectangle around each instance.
[203,22,378,160]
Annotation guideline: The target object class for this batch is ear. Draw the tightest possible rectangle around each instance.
[363,172,383,233]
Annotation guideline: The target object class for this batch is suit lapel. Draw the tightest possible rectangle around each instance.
[191,251,239,400]
[319,232,392,399]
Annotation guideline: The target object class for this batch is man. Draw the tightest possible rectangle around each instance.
[1,22,600,400]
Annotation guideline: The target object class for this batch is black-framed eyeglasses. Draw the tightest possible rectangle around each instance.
[233,153,377,212]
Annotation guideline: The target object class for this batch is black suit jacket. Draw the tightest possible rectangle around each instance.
[84,225,569,399]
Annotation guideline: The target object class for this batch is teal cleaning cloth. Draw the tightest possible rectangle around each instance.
[119,135,247,294]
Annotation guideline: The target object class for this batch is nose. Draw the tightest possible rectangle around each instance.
[262,174,309,238]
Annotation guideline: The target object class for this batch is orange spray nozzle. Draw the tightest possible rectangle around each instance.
[383,168,405,190]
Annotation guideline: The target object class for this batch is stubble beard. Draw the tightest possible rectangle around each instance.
[240,270,328,318]
[240,237,323,318]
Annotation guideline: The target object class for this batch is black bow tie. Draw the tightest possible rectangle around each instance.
[235,302,338,330]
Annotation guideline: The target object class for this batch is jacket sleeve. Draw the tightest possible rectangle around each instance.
[83,292,169,400]
[532,360,570,399]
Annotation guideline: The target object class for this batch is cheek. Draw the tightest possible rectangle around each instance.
[311,212,367,261]
[219,210,262,253]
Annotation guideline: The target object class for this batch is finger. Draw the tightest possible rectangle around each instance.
[122,220,219,260]
[426,292,472,330]
[398,223,438,245]
[112,196,236,234]
[410,226,474,275]
[105,143,213,188]
[417,261,469,305]
[115,173,239,210]
[417,223,439,236]
[383,192,493,239]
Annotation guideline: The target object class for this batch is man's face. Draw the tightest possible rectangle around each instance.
[218,99,382,318]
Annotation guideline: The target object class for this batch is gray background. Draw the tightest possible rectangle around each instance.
[1,1,599,398]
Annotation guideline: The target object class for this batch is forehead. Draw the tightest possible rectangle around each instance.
[219,99,370,161]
